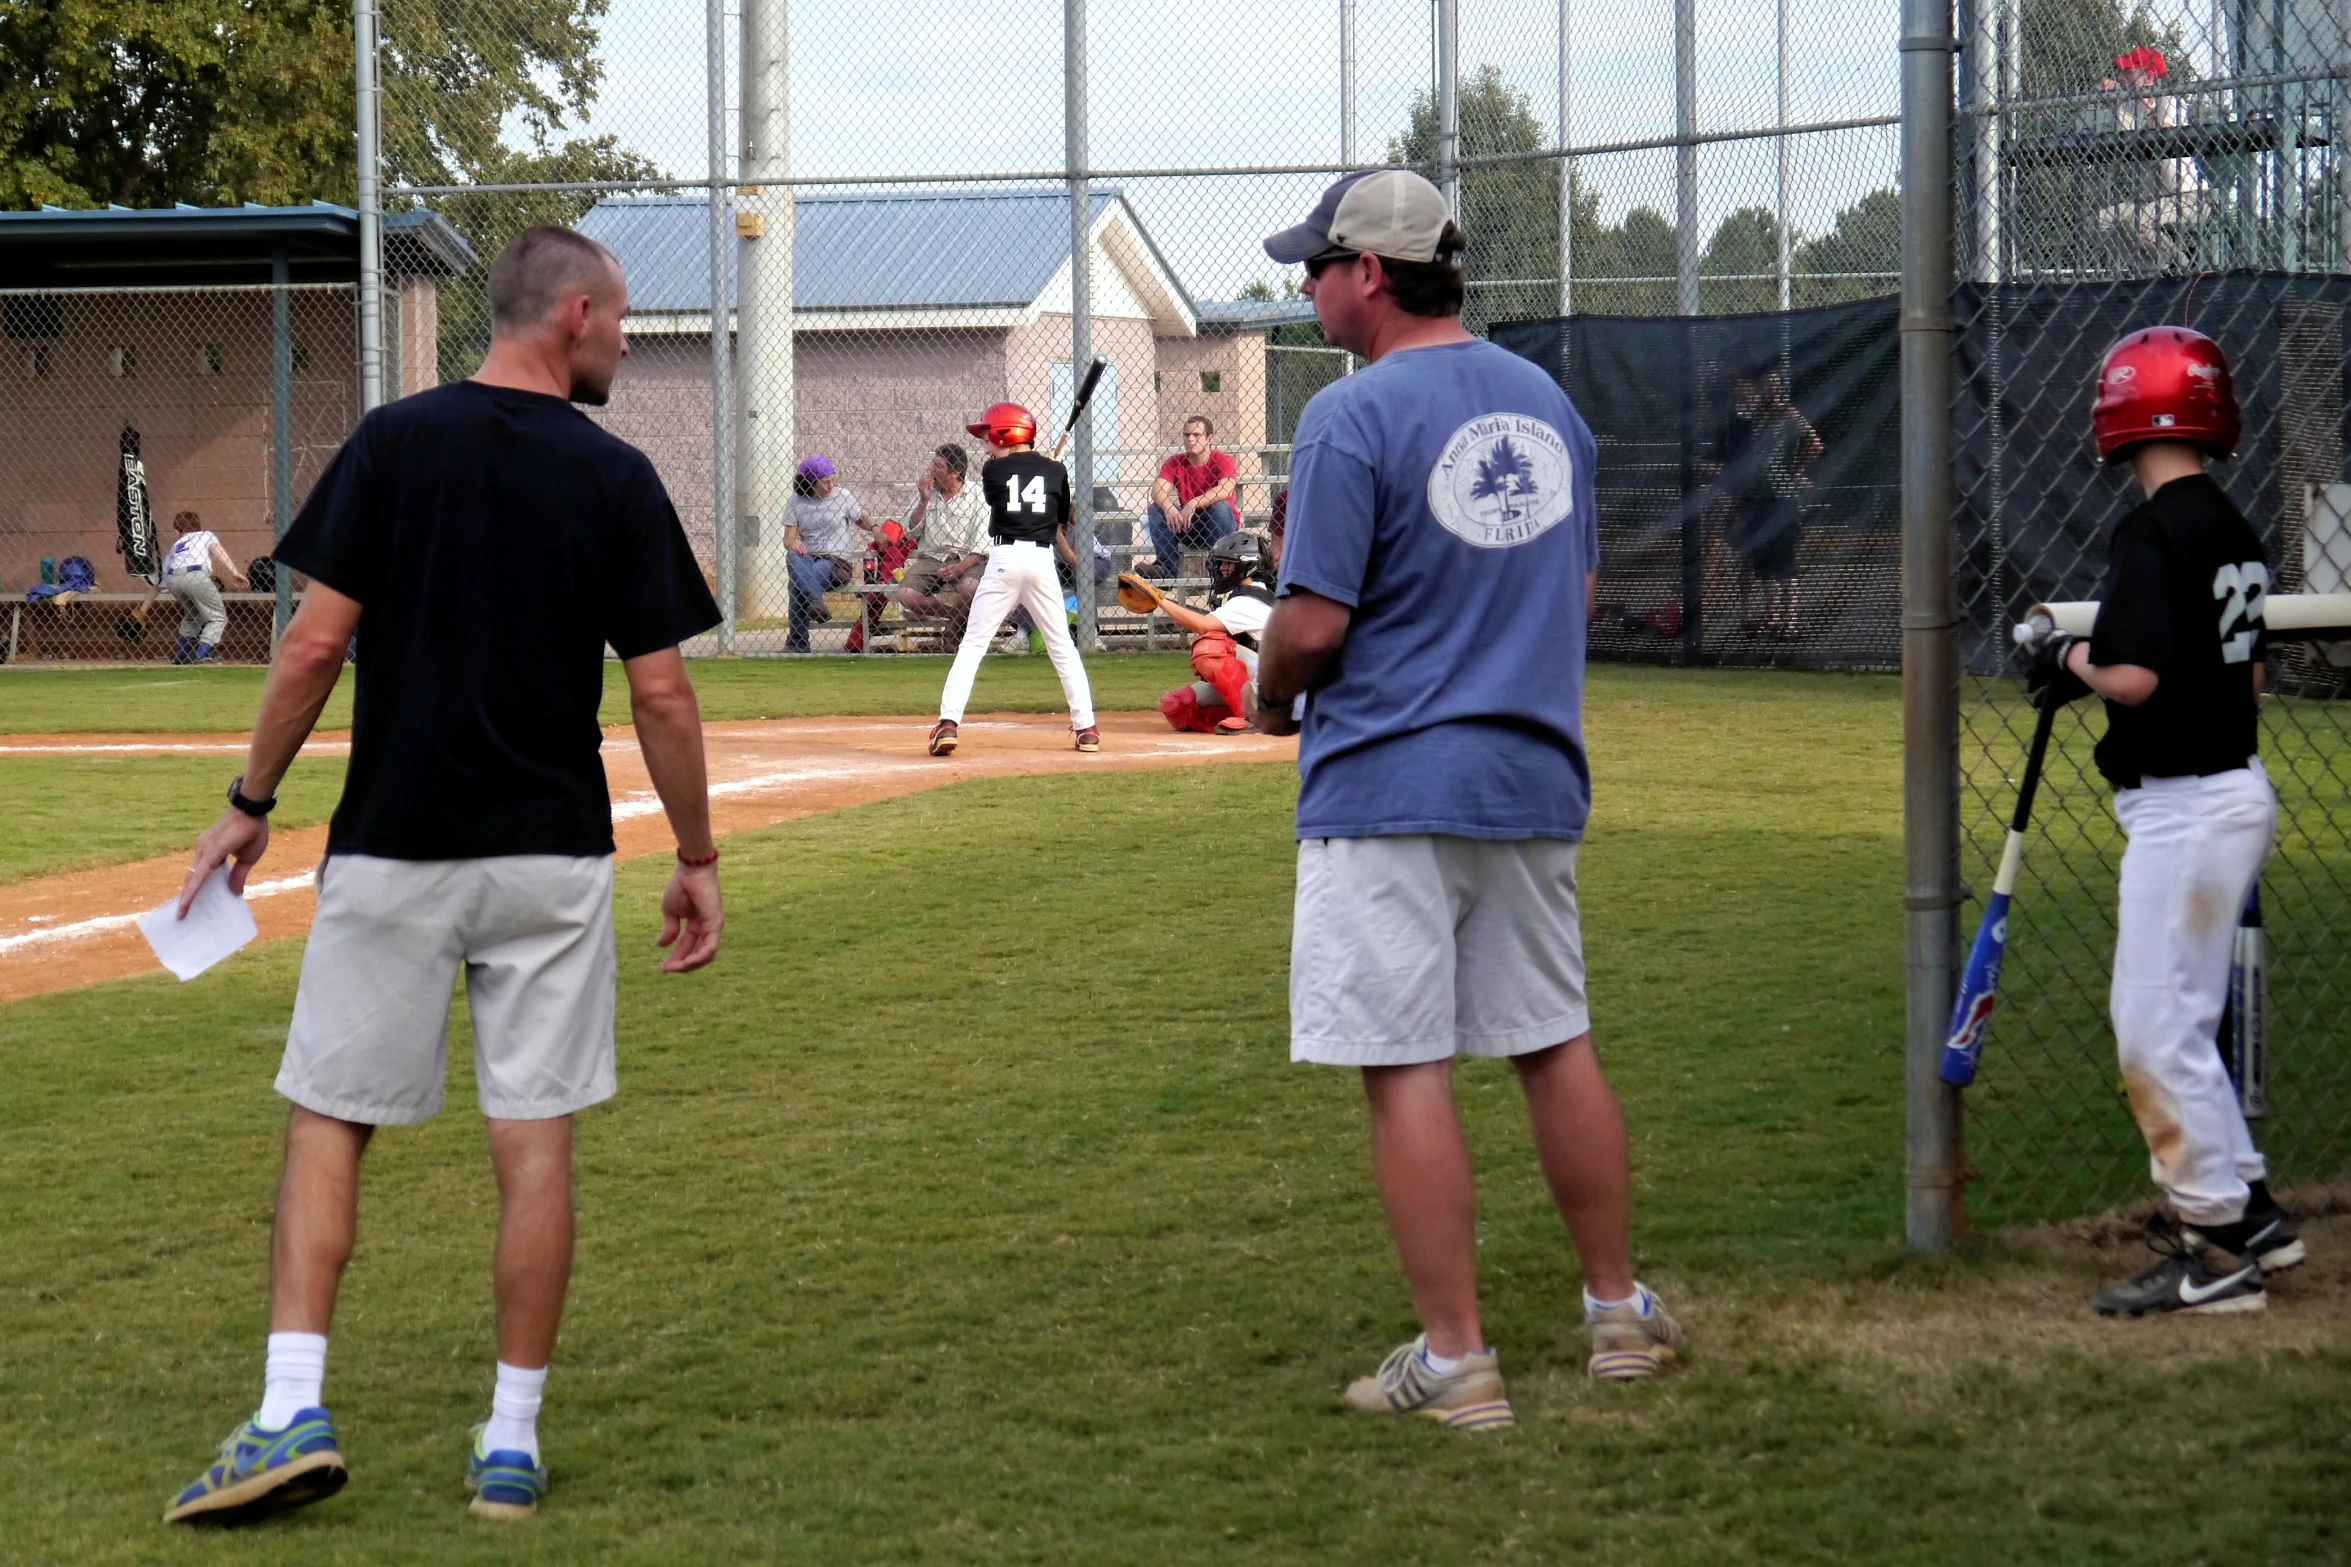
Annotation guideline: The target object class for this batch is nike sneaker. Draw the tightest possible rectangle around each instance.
[2094,1220,2265,1317]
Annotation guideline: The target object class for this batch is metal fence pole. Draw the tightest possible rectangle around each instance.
[706,0,737,650]
[354,0,384,413]
[1068,0,1099,652]
[1341,0,1358,166]
[271,248,294,638]
[1437,0,1460,212]
[1900,0,1964,1253]
[738,0,792,623]
[1558,0,1573,316]
[1675,0,1699,315]
[1776,0,1791,311]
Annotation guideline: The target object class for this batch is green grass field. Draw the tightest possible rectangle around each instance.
[2,661,2346,1563]
[0,654,1207,734]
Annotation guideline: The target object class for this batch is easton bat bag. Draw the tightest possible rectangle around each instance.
[117,424,159,582]
[1939,691,2061,1087]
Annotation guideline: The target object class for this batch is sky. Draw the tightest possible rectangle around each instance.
[501,0,1906,302]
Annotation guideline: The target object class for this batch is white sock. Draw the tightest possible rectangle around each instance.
[257,1332,328,1429]
[1420,1345,1467,1375]
[483,1362,548,1461]
[1583,1283,1653,1319]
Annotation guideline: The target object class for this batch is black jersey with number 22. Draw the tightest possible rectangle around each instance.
[981,451,1072,547]
[2088,473,2268,788]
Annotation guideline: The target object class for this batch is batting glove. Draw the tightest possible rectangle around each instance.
[2025,632,2092,705]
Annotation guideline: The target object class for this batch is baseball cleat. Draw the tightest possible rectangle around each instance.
[2188,1201,2305,1275]
[926,720,959,757]
[1074,727,1101,753]
[1342,1335,1514,1430]
[164,1408,348,1525]
[2094,1220,2265,1316]
[1214,715,1251,734]
[1585,1285,1686,1381]
[465,1425,548,1519]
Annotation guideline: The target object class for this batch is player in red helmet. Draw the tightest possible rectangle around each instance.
[2020,325,2301,1316]
[965,402,1039,448]
[928,402,1098,756]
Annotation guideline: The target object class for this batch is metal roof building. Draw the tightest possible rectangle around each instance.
[579,190,1200,337]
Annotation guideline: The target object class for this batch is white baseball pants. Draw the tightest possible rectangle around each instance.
[2111,759,2275,1225]
[937,540,1095,729]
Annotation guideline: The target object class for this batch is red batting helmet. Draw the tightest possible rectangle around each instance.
[2091,326,2240,463]
[965,401,1037,445]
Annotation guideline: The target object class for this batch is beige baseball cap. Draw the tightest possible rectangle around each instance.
[1263,169,1456,265]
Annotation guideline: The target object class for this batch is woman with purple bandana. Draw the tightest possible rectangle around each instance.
[782,454,871,653]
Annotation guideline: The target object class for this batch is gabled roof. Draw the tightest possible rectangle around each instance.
[580,190,1197,336]
[0,201,475,289]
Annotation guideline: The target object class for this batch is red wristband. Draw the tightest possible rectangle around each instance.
[678,846,719,868]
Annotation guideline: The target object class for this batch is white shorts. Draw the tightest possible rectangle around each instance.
[1289,835,1590,1067]
[276,854,619,1125]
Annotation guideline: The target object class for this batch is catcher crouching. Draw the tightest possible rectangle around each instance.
[1120,533,1274,735]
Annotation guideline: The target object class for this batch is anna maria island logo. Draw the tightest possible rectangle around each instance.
[1426,414,1574,548]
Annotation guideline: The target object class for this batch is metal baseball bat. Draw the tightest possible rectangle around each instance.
[1049,356,1108,462]
[2221,886,2268,1118]
[1940,689,2062,1087]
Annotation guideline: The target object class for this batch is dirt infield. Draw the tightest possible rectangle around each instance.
[0,712,1294,1005]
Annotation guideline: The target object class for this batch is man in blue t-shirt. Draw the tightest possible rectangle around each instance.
[1251,170,1684,1427]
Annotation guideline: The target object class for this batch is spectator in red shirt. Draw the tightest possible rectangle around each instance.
[1143,416,1242,578]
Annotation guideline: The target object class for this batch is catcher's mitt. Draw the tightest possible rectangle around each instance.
[115,613,145,643]
[1116,571,1166,615]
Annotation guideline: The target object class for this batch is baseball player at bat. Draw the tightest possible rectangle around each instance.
[2018,325,2302,1317]
[927,402,1099,757]
[1119,533,1275,735]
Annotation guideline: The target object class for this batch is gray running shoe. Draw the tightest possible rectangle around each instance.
[1342,1335,1514,1430]
[1585,1286,1686,1381]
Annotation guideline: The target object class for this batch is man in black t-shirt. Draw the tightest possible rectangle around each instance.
[163,226,723,1527]
[925,401,1099,756]
[2024,326,2301,1319]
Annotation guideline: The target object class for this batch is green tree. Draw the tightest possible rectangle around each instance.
[1387,64,1559,329]
[1699,205,1789,314]
[1793,189,1900,305]
[0,0,656,211]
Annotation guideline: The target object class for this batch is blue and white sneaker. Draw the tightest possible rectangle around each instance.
[164,1407,347,1525]
[466,1425,548,1519]
[1585,1284,1687,1381]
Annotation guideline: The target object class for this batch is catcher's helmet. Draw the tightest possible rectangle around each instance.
[966,401,1038,445]
[2092,326,2240,462]
[1206,531,1267,596]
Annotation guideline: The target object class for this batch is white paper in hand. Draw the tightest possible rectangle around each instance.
[138,864,259,981]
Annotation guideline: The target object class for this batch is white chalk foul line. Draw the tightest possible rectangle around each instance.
[0,869,315,957]
[0,741,352,756]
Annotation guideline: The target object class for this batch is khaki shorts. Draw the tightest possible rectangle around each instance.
[898,553,973,598]
[276,854,618,1125]
[1289,835,1589,1067]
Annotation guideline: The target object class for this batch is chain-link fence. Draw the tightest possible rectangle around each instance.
[1,280,361,664]
[1951,0,2351,1222]
[337,0,1908,657]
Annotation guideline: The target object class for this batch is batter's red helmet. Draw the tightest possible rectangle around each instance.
[2092,326,2240,462]
[966,402,1038,445]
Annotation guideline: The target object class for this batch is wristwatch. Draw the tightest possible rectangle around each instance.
[227,774,277,818]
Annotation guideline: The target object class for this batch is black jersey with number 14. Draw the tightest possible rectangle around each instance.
[981,451,1072,547]
[2088,473,2268,788]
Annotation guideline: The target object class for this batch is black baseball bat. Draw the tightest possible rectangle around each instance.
[1049,357,1108,461]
